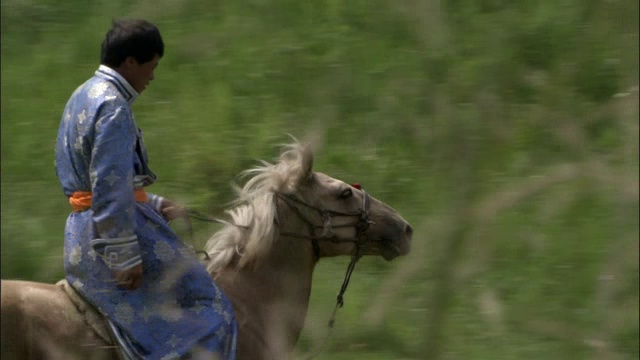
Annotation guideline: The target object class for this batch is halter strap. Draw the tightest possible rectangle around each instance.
[274,190,374,260]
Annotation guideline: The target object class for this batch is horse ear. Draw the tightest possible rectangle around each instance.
[301,145,314,182]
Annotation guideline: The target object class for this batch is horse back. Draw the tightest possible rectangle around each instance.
[1,280,115,360]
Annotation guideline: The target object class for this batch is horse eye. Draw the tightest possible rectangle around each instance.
[340,188,353,199]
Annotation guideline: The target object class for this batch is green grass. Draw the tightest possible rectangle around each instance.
[2,0,638,358]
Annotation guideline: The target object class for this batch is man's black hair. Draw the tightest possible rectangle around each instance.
[101,19,164,68]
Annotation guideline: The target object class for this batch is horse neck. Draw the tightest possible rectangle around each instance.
[214,200,319,354]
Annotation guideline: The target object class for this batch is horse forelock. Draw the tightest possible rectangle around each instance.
[205,141,309,273]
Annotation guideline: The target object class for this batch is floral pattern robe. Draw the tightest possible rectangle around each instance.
[55,65,237,360]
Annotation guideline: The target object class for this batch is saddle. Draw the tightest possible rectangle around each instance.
[56,279,113,344]
[56,279,137,360]
[56,280,164,360]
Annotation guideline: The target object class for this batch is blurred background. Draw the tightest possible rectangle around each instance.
[1,0,638,359]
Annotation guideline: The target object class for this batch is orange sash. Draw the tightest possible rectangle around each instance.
[69,189,148,212]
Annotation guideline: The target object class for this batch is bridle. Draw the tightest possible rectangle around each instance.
[273,187,377,359]
[274,188,374,260]
[274,188,375,326]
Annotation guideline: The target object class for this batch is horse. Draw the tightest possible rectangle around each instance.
[1,141,413,359]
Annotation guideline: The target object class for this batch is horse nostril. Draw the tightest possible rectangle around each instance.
[405,224,413,237]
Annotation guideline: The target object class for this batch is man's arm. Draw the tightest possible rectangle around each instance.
[90,106,142,275]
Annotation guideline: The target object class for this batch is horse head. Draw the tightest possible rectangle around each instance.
[204,141,412,273]
[275,145,413,261]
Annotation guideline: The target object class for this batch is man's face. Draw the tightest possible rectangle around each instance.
[121,55,161,93]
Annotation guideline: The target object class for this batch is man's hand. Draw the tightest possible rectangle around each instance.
[114,264,143,290]
[159,198,188,222]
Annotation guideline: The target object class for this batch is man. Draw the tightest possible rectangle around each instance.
[55,19,237,360]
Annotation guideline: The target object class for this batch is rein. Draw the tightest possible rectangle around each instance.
[182,209,250,261]
[186,209,249,229]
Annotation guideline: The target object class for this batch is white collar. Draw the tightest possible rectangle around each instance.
[95,65,140,104]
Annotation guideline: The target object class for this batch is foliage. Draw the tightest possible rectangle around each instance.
[1,0,637,358]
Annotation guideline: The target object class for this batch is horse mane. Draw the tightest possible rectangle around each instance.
[204,141,310,273]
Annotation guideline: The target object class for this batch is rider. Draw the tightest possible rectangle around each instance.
[55,19,237,359]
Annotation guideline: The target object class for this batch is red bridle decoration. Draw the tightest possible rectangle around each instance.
[351,183,361,190]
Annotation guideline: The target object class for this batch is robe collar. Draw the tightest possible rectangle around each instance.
[95,65,140,105]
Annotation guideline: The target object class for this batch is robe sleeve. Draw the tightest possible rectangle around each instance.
[89,106,142,271]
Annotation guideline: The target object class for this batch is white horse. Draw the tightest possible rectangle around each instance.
[1,142,413,359]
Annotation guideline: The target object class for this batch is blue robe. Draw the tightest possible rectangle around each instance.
[55,65,237,360]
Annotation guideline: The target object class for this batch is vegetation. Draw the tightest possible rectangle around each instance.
[2,0,637,358]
